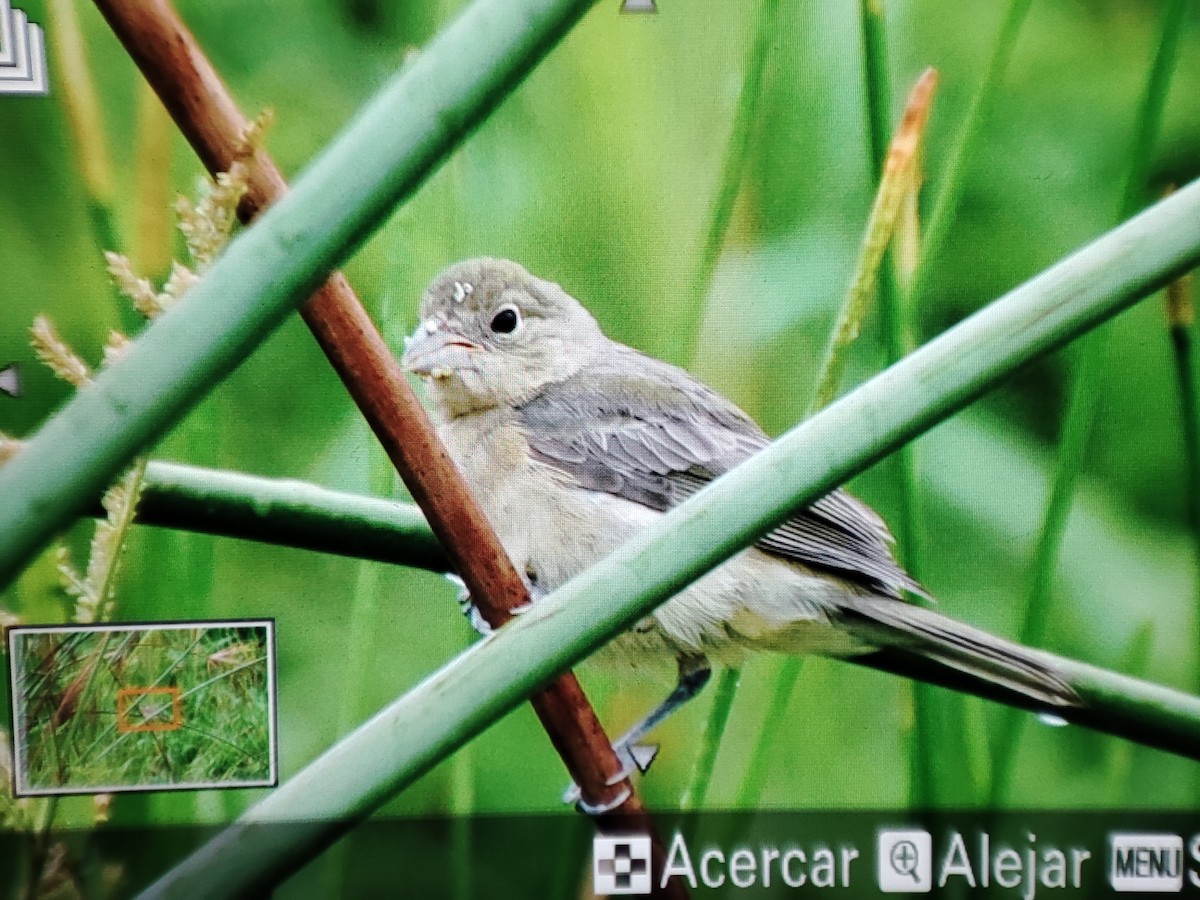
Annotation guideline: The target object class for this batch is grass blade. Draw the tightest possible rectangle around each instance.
[909,0,1031,301]
[680,0,783,363]
[1164,268,1200,693]
[680,668,738,810]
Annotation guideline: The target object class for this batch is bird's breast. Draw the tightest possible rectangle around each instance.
[438,410,529,498]
[437,410,642,593]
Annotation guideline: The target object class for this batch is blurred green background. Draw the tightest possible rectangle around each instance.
[1,0,1199,894]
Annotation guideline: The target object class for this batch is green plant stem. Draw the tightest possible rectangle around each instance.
[680,668,739,810]
[337,448,398,737]
[1170,315,1200,693]
[735,655,801,807]
[1153,0,1200,739]
[1103,622,1156,803]
[908,0,1031,304]
[113,460,450,572]
[330,443,393,900]
[0,0,600,590]
[988,334,1104,803]
[810,148,919,410]
[1164,273,1200,802]
[988,0,1187,806]
[1169,314,1200,549]
[859,0,890,171]
[680,0,781,363]
[141,179,1200,898]
[1116,0,1187,223]
[739,58,942,807]
[868,156,921,578]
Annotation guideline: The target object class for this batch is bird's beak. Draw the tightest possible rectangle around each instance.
[401,320,480,378]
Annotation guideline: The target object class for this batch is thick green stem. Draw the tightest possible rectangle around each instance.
[128,460,449,572]
[141,179,1200,898]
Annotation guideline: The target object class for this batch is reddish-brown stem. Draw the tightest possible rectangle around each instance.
[90,2,682,892]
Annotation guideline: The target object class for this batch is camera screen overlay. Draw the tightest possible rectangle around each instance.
[2,0,1199,897]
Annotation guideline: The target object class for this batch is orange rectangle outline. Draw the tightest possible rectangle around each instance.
[116,686,182,733]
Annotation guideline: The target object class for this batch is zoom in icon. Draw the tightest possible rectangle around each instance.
[878,830,932,893]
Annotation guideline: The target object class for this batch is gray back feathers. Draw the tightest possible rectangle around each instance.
[517,345,924,599]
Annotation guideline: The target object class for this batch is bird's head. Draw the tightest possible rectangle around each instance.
[402,258,606,416]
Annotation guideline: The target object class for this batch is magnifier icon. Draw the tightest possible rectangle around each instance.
[890,840,921,882]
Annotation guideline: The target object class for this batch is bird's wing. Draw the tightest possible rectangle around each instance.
[517,352,923,597]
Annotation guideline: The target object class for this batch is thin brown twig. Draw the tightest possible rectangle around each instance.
[90,0,680,886]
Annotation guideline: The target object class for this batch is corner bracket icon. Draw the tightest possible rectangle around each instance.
[0,0,49,96]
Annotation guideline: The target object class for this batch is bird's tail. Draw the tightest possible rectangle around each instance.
[838,599,1078,708]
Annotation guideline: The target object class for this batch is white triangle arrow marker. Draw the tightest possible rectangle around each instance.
[0,364,21,398]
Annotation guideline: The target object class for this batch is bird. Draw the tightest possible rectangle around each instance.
[401,257,1076,810]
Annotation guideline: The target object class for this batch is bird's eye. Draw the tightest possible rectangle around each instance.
[489,304,521,335]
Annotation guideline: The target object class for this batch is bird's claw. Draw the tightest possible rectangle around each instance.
[571,784,632,816]
[561,740,659,814]
[460,597,494,636]
[447,574,531,637]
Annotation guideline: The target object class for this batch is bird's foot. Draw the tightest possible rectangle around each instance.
[447,574,531,636]
[561,739,659,814]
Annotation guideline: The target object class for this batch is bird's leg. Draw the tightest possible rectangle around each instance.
[564,655,712,814]
[610,656,712,769]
